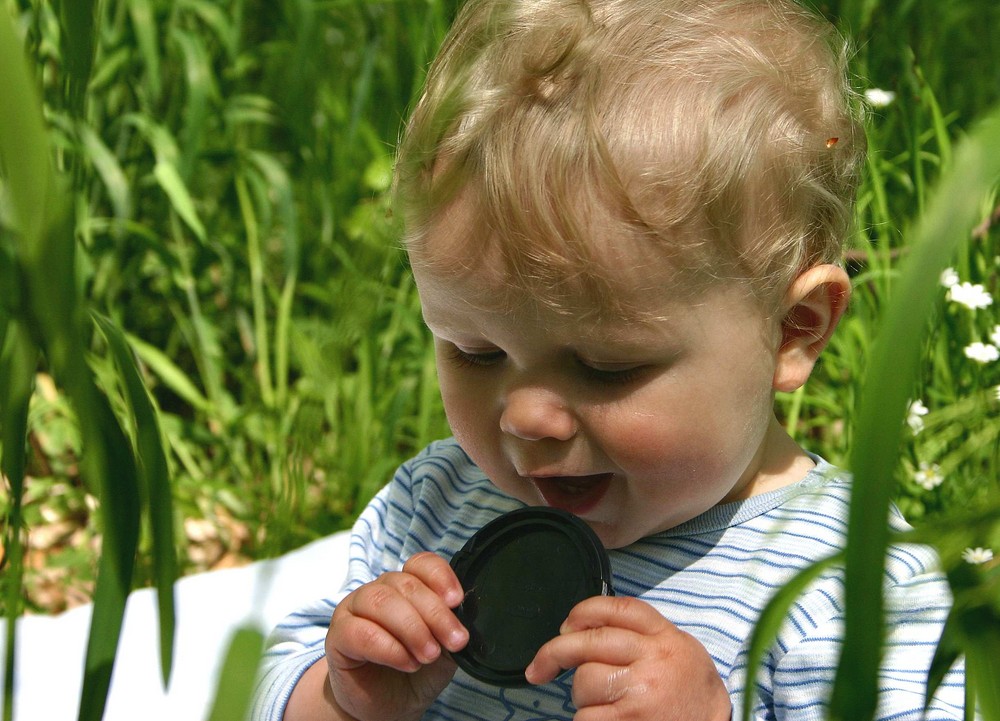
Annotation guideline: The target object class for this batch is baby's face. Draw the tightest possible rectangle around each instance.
[412,214,798,549]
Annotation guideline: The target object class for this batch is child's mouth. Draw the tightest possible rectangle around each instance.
[530,473,612,515]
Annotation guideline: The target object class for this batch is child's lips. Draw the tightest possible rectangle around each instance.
[529,473,613,515]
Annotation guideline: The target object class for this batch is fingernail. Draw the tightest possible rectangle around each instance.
[524,662,539,684]
[448,626,468,650]
[421,641,440,663]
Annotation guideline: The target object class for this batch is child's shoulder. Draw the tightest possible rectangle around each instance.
[400,437,482,482]
[367,438,523,547]
[766,459,946,588]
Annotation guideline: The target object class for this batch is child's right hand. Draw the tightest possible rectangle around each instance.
[323,552,469,721]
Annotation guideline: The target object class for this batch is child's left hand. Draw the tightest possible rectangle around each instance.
[526,596,732,721]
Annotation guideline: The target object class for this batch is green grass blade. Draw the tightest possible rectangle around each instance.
[925,605,963,713]
[75,393,142,721]
[170,27,216,180]
[831,106,1000,721]
[78,124,132,221]
[245,150,299,267]
[1,10,144,718]
[236,173,273,408]
[126,0,162,100]
[94,313,178,688]
[275,271,297,411]
[961,607,1000,721]
[740,551,843,720]
[123,115,207,241]
[56,0,98,118]
[0,323,37,721]
[154,160,207,242]
[178,0,239,59]
[125,332,212,413]
[205,626,265,721]
[0,5,54,245]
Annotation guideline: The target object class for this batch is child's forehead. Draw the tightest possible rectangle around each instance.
[413,250,769,356]
[407,187,716,321]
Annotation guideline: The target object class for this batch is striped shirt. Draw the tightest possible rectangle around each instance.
[252,438,965,720]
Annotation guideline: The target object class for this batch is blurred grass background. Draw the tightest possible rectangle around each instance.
[0,0,997,616]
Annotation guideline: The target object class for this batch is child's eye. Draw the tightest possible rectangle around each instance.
[576,359,647,385]
[447,345,507,368]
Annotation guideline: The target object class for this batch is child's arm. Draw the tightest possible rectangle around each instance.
[526,596,732,721]
[283,552,469,721]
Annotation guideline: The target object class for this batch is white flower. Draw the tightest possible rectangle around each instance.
[913,462,943,491]
[906,399,929,434]
[964,342,1000,364]
[991,325,1000,347]
[939,267,960,288]
[947,282,994,310]
[864,88,897,108]
[962,547,994,565]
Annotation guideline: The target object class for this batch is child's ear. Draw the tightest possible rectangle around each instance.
[772,264,851,393]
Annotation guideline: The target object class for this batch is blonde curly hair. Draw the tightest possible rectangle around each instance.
[394,0,865,316]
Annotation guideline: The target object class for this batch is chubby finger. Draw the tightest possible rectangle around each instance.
[402,552,465,608]
[331,574,466,669]
[382,567,469,653]
[526,624,642,684]
[560,595,672,635]
[326,614,427,673]
[570,662,632,708]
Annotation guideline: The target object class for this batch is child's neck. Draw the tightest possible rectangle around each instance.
[727,416,816,502]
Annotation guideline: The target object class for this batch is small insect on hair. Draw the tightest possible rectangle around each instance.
[826,137,839,148]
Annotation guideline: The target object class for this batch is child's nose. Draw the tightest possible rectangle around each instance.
[499,386,577,442]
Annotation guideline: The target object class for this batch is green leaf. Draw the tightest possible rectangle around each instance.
[153,160,206,241]
[205,626,265,721]
[56,0,98,117]
[75,393,143,721]
[93,313,177,688]
[246,150,299,268]
[0,6,55,245]
[127,0,162,100]
[959,606,1000,721]
[741,551,843,721]
[0,323,37,721]
[125,331,211,413]
[179,0,239,58]
[1,11,143,715]
[78,124,132,221]
[925,605,963,713]
[170,27,217,180]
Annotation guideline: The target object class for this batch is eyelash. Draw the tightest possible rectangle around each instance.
[446,346,646,385]
[578,364,646,385]
[447,346,506,368]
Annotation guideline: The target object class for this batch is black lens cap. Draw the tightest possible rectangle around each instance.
[449,506,614,687]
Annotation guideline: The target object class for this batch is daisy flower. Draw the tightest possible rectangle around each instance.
[864,88,896,108]
[913,462,943,491]
[939,267,959,289]
[906,399,929,434]
[964,342,1000,364]
[962,547,994,565]
[947,282,993,310]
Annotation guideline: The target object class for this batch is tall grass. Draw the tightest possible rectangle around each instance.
[1,0,999,719]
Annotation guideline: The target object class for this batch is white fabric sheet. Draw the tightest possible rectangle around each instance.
[0,531,351,721]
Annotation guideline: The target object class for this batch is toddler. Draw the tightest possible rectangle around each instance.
[253,0,965,718]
